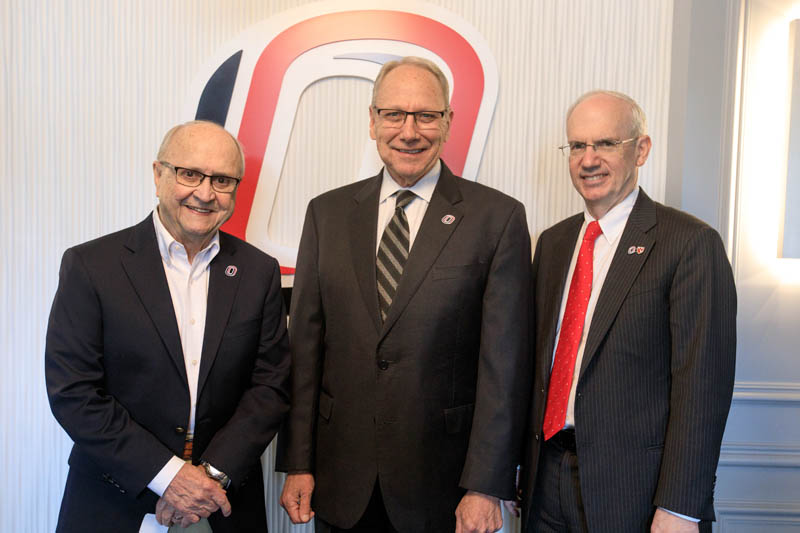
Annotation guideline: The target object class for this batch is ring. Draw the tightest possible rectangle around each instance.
[173,515,183,522]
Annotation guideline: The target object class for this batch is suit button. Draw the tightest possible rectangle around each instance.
[378,360,389,370]
[535,435,540,441]
[175,426,186,434]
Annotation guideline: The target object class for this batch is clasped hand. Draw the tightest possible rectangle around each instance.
[155,463,231,528]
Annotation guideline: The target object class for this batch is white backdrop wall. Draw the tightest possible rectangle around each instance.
[0,1,675,531]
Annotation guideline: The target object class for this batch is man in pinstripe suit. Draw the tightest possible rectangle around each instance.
[520,91,736,532]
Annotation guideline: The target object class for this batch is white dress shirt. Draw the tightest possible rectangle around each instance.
[375,160,441,254]
[553,188,637,429]
[146,210,219,496]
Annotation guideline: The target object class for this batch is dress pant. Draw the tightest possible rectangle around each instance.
[315,481,398,533]
[527,429,588,533]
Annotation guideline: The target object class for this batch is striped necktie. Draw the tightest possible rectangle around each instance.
[376,190,416,322]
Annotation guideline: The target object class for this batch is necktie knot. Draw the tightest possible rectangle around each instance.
[583,220,602,242]
[395,190,416,210]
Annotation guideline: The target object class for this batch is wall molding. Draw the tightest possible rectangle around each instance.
[732,381,800,404]
[719,441,800,467]
[716,499,800,530]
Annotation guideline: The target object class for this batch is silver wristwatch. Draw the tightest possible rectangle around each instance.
[201,461,231,489]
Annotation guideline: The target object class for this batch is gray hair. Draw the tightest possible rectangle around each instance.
[566,90,647,137]
[156,120,245,177]
[371,56,450,110]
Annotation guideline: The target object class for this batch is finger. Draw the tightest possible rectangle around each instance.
[157,506,174,526]
[279,487,295,511]
[299,492,313,523]
[211,491,232,517]
[286,500,303,524]
[179,513,200,528]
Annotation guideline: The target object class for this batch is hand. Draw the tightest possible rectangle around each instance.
[280,473,315,524]
[156,497,200,528]
[651,508,700,532]
[161,463,231,522]
[502,499,520,518]
[455,490,503,533]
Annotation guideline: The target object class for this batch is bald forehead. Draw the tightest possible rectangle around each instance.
[567,94,634,136]
[376,64,448,107]
[159,122,244,176]
[166,122,234,152]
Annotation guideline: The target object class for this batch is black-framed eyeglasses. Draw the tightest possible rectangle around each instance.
[158,161,241,193]
[373,108,448,129]
[558,137,638,157]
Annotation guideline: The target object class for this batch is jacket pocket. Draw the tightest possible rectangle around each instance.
[444,403,475,434]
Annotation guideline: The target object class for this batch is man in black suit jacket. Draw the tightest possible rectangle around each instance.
[519,91,736,532]
[277,57,531,532]
[46,121,290,532]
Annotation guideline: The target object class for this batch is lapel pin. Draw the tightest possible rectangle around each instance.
[636,246,645,255]
[225,265,238,277]
[627,246,636,255]
[441,214,456,225]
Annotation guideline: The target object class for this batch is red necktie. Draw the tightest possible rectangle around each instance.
[543,221,603,440]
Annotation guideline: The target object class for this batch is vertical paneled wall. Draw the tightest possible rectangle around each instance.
[0,1,674,532]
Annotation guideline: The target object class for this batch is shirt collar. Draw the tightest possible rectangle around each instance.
[583,187,639,244]
[379,159,441,205]
[152,209,220,267]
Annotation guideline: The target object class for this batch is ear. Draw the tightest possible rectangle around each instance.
[153,161,161,192]
[442,108,454,142]
[634,135,652,167]
[369,106,377,140]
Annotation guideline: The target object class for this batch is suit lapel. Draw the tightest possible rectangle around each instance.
[197,233,241,396]
[120,216,186,381]
[380,164,463,340]
[579,190,657,378]
[349,174,383,334]
[539,216,583,386]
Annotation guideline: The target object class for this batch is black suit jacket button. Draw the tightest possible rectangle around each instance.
[378,360,389,370]
[175,426,186,434]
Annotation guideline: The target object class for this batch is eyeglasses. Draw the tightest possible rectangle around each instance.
[558,137,638,157]
[373,108,447,129]
[159,161,241,193]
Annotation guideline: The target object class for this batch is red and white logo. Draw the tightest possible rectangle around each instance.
[186,1,499,278]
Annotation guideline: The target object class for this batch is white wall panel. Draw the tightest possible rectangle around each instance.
[1,1,675,531]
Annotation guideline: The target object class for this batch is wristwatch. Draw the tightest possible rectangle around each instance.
[201,461,231,489]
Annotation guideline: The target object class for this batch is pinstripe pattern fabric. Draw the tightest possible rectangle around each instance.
[522,190,736,532]
[376,190,416,322]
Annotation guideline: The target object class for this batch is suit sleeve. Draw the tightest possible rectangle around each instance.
[45,247,175,496]
[275,201,324,473]
[201,256,291,488]
[653,226,736,519]
[458,202,533,499]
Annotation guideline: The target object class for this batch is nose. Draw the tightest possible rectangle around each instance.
[192,177,217,203]
[579,145,601,167]
[398,113,420,141]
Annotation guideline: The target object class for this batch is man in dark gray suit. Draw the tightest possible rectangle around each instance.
[520,91,736,532]
[277,56,531,532]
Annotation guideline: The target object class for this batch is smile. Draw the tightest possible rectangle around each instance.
[184,205,214,214]
[581,173,607,181]
[394,148,425,154]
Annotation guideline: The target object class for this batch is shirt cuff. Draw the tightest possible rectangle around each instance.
[659,507,700,522]
[147,456,185,497]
